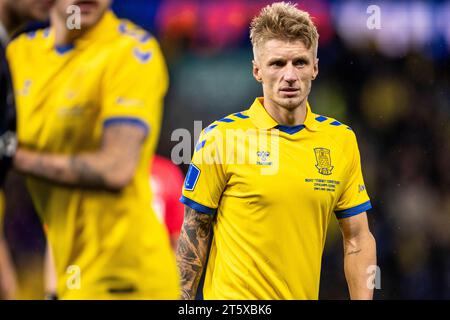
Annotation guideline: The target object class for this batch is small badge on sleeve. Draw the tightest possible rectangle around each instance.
[184,163,201,191]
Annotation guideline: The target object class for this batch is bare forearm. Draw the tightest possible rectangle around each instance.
[13,148,111,189]
[343,231,377,300]
[0,236,17,300]
[44,242,57,297]
[13,124,145,190]
[176,206,214,300]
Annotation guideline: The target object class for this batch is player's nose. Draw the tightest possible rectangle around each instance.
[282,64,299,83]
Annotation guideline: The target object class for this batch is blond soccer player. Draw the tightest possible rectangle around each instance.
[176,2,376,300]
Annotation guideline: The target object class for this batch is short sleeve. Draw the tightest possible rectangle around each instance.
[100,37,168,137]
[180,128,227,215]
[334,131,372,219]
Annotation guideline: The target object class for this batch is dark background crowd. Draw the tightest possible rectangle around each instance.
[3,0,450,299]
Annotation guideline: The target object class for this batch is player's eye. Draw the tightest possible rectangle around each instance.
[294,59,308,67]
[270,60,285,67]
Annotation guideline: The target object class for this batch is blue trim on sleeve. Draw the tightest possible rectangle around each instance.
[180,195,216,215]
[335,200,372,219]
[103,117,149,136]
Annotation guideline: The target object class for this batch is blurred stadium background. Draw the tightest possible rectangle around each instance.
[3,0,450,299]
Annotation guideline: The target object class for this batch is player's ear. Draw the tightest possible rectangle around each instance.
[252,60,263,83]
[312,58,319,80]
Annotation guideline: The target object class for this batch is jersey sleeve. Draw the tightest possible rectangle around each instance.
[180,127,227,215]
[100,36,168,137]
[334,130,372,219]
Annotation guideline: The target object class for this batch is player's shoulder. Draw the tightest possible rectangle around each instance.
[113,19,159,50]
[202,110,252,136]
[7,28,50,53]
[107,19,163,66]
[313,113,357,141]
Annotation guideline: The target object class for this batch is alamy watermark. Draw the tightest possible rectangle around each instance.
[367,5,381,30]
[367,265,381,290]
[171,121,281,175]
[66,5,81,30]
[66,265,81,290]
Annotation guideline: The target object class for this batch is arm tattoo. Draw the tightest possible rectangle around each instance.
[16,124,145,189]
[176,206,214,300]
[69,157,106,187]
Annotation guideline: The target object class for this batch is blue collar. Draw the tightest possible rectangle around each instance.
[275,124,305,135]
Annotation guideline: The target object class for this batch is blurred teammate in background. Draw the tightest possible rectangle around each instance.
[43,154,184,299]
[177,2,376,300]
[0,0,53,300]
[7,0,179,299]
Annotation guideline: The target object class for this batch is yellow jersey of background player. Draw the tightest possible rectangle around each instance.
[7,0,179,299]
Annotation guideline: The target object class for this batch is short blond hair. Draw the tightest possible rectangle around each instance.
[250,2,319,57]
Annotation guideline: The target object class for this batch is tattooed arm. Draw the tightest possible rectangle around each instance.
[176,205,214,300]
[13,124,146,191]
[338,212,377,300]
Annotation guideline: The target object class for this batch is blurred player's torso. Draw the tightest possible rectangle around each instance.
[7,11,179,299]
[182,98,371,299]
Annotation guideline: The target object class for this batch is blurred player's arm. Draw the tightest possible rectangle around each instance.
[43,241,57,300]
[176,205,214,300]
[0,235,17,300]
[338,212,376,300]
[13,124,145,191]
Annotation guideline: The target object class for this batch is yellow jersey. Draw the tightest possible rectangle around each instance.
[181,97,371,299]
[7,11,179,299]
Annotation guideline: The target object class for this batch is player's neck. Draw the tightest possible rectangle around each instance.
[54,28,85,46]
[263,97,307,126]
[51,11,87,46]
